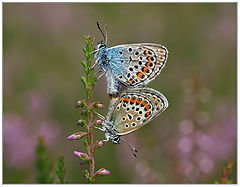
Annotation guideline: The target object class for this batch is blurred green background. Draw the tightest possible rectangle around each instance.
[3,3,237,184]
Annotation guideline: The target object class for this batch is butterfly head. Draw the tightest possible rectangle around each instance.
[112,136,120,144]
[102,120,120,144]
[104,130,120,144]
[96,41,106,50]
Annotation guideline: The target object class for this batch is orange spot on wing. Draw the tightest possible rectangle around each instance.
[146,112,150,117]
[121,97,129,102]
[145,104,149,111]
[148,56,151,61]
[130,96,136,103]
[143,67,148,73]
[144,50,149,55]
[130,79,134,83]
[123,98,129,102]
[141,101,146,106]
[137,72,143,79]
[136,98,141,104]
[146,62,151,68]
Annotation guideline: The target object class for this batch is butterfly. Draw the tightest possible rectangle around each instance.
[95,87,168,157]
[93,23,168,96]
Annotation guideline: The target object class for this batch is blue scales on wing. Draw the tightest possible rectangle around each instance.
[106,43,168,88]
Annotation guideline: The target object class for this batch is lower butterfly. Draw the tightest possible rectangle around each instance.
[95,87,168,157]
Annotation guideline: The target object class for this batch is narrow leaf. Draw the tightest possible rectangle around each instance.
[81,76,88,89]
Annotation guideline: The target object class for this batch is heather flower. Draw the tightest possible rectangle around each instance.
[68,36,109,184]
[67,132,87,140]
[73,151,90,160]
[95,168,110,176]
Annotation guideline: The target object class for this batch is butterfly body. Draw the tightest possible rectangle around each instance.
[95,42,168,95]
[100,87,168,144]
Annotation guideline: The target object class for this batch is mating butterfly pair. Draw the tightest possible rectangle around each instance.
[93,23,169,156]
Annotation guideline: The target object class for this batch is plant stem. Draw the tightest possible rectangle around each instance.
[70,35,110,183]
[82,36,96,183]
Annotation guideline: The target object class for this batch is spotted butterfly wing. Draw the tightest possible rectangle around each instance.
[109,87,168,136]
[107,43,168,87]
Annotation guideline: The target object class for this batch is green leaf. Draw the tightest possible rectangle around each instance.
[89,176,94,184]
[226,180,233,184]
[84,170,89,180]
[35,137,54,184]
[91,75,98,86]
[81,76,88,89]
[81,60,88,73]
[56,155,67,184]
[83,140,89,153]
[83,47,87,54]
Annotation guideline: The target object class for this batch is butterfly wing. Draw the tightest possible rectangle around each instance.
[109,87,168,136]
[137,87,169,120]
[107,43,168,87]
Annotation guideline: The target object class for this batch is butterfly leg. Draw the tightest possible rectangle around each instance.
[93,126,105,132]
[92,110,105,120]
[93,70,106,81]
[97,71,105,80]
[91,60,98,69]
[102,136,110,142]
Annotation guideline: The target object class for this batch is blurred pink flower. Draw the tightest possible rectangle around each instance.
[3,114,60,168]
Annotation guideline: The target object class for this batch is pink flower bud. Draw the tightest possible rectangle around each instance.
[76,119,86,126]
[67,132,87,140]
[95,119,103,124]
[97,140,104,147]
[97,103,104,109]
[96,168,110,176]
[93,119,103,127]
[73,151,82,157]
[73,151,90,160]
[93,102,104,109]
[76,100,85,108]
[98,140,104,146]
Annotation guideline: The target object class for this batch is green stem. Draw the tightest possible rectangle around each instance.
[82,36,96,183]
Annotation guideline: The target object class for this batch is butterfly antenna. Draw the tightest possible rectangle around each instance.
[120,137,138,158]
[96,22,106,44]
[104,24,108,45]
[93,110,105,120]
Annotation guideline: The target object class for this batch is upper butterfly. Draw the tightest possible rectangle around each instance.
[93,23,168,95]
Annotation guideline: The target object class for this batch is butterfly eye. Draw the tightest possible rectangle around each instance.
[97,42,105,49]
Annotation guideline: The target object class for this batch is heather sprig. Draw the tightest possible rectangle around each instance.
[35,137,54,184]
[56,155,67,184]
[67,36,110,183]
[215,160,233,184]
